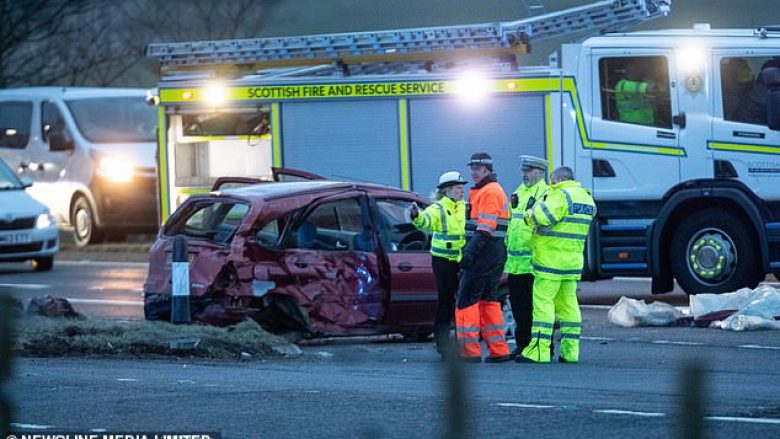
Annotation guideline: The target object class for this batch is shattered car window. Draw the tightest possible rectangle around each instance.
[375,198,430,252]
[166,200,249,244]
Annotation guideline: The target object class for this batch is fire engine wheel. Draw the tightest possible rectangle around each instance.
[71,196,102,247]
[671,209,762,294]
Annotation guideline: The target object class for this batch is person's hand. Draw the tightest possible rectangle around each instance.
[410,202,419,219]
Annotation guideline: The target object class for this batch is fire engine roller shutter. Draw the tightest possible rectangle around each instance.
[281,100,400,186]
[409,95,546,194]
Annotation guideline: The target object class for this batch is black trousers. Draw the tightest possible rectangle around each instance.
[508,273,534,350]
[431,255,459,353]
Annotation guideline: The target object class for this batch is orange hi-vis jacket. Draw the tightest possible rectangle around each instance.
[466,179,510,240]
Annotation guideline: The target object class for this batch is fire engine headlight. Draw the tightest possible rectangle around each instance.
[35,213,56,229]
[454,70,490,104]
[204,81,228,106]
[98,156,134,183]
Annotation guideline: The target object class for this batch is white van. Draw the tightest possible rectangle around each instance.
[0,157,58,270]
[0,87,158,246]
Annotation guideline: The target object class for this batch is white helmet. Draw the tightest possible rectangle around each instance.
[437,171,467,189]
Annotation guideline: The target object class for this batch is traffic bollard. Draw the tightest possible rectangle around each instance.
[171,235,191,324]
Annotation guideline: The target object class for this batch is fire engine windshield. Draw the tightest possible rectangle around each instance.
[66,97,157,143]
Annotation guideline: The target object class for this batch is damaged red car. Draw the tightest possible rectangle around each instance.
[143,173,439,338]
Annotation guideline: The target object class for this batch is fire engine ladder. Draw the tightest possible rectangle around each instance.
[146,0,670,76]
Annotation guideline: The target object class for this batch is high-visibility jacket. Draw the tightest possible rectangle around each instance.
[505,179,548,275]
[465,176,510,241]
[615,78,655,125]
[412,196,466,262]
[524,180,596,280]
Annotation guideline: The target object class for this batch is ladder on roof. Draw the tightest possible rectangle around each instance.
[146,0,670,75]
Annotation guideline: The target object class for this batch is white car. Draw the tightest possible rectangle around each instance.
[0,157,58,270]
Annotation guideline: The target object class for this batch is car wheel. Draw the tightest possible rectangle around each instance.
[71,196,102,247]
[670,208,763,295]
[32,256,54,272]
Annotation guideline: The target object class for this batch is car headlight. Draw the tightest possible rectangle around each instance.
[35,213,56,229]
[99,156,134,183]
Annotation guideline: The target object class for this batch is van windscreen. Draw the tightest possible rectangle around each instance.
[66,97,157,143]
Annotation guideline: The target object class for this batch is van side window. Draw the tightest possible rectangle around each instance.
[0,101,33,149]
[41,101,70,150]
[721,56,780,126]
[598,56,672,129]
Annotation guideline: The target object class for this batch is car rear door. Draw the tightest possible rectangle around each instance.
[369,197,437,328]
[277,192,387,335]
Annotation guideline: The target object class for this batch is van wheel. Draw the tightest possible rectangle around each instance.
[71,196,102,247]
[670,209,763,295]
[32,256,54,272]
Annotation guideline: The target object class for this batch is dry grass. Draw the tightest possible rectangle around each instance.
[12,316,297,360]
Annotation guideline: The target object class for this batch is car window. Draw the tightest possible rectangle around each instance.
[0,101,32,149]
[0,159,22,189]
[41,101,72,151]
[253,211,295,248]
[721,56,780,125]
[285,198,373,251]
[598,55,672,129]
[165,200,249,244]
[374,198,430,252]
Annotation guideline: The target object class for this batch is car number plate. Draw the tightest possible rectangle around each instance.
[0,232,31,244]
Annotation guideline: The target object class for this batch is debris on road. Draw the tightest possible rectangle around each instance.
[608,296,685,327]
[25,296,83,319]
[697,286,780,331]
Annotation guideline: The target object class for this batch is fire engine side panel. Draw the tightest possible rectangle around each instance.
[407,95,545,195]
[280,100,401,187]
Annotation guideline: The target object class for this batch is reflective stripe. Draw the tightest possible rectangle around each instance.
[540,202,557,225]
[431,246,459,256]
[483,324,505,332]
[457,337,481,344]
[477,224,495,232]
[561,217,592,225]
[496,218,510,225]
[533,264,582,276]
[478,212,498,221]
[508,250,531,257]
[534,333,553,340]
[532,321,554,329]
[485,335,505,343]
[512,213,524,220]
[531,213,540,227]
[536,230,588,241]
[559,322,581,328]
[433,233,464,241]
[456,326,480,332]
[437,203,448,235]
[561,189,595,216]
[493,231,507,238]
[561,188,574,212]
[560,333,580,340]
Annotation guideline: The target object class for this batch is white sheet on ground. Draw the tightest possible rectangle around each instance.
[608,296,684,327]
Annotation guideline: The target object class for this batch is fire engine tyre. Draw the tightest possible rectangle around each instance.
[670,209,763,295]
[71,196,102,247]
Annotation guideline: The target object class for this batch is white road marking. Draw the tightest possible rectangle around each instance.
[10,423,54,429]
[594,409,665,417]
[581,305,612,310]
[0,283,49,289]
[706,416,780,425]
[67,298,143,306]
[651,340,704,346]
[57,260,148,268]
[497,403,559,409]
[739,344,780,350]
[581,336,614,342]
[116,378,139,382]
[613,277,653,282]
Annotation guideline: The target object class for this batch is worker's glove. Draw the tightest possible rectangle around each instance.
[409,202,419,219]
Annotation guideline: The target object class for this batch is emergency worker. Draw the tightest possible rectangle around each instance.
[410,171,467,358]
[615,61,657,125]
[517,166,596,364]
[455,152,512,363]
[504,155,548,354]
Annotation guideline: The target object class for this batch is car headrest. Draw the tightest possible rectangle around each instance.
[297,221,317,246]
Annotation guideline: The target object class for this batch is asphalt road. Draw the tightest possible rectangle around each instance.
[5,311,780,438]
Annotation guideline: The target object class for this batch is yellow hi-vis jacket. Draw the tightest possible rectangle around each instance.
[412,196,466,262]
[615,78,655,125]
[524,180,596,280]
[505,179,548,275]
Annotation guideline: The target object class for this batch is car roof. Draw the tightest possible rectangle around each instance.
[217,180,414,201]
[0,87,148,100]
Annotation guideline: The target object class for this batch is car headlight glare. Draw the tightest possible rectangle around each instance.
[99,156,134,183]
[36,213,55,229]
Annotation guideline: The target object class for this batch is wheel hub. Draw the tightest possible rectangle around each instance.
[75,208,91,240]
[688,231,736,283]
